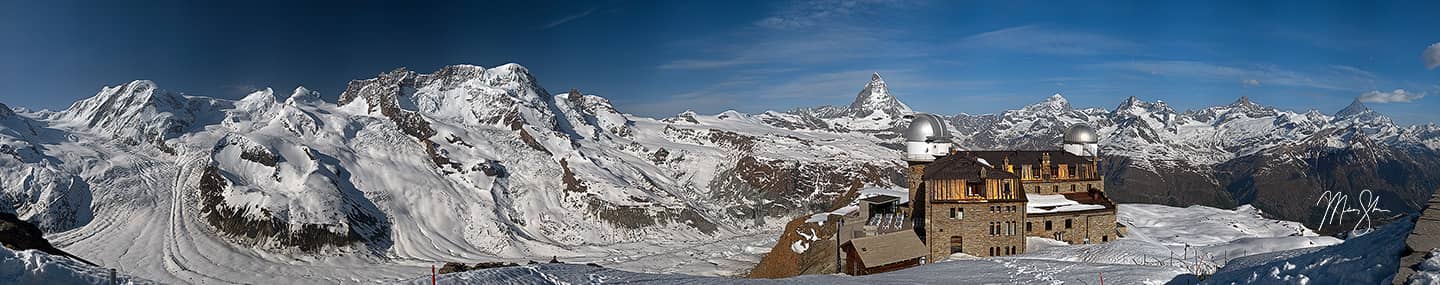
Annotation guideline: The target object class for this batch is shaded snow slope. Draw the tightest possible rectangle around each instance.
[0,247,158,285]
[1206,217,1411,284]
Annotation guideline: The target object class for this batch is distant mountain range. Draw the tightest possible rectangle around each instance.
[0,63,1436,282]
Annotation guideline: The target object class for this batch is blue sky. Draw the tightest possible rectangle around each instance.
[3,0,1439,125]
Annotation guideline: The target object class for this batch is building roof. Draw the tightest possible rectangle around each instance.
[861,194,900,204]
[966,149,1095,166]
[1026,191,1116,215]
[844,230,929,267]
[923,154,1019,180]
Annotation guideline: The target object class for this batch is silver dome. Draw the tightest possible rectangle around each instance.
[904,113,951,142]
[1063,124,1098,144]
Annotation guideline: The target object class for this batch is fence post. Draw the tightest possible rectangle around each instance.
[110,268,116,285]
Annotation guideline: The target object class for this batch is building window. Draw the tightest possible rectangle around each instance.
[1052,185,1058,193]
[1003,182,1012,198]
[1045,220,1052,231]
[1065,219,1073,229]
[1071,185,1077,192]
[1102,235,1108,242]
[1026,222,1032,232]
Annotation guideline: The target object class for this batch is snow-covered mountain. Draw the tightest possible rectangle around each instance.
[1,64,1438,283]
[0,64,907,283]
[923,93,1440,226]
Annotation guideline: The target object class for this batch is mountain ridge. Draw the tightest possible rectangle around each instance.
[2,63,1438,283]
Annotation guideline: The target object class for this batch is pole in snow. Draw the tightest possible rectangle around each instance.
[1099,272,1104,285]
[432,264,436,285]
[110,268,116,285]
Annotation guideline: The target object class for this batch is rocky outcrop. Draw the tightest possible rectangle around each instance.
[1396,189,1440,283]
[197,166,390,253]
[0,212,95,266]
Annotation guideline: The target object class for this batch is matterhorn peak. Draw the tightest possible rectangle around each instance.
[848,72,911,116]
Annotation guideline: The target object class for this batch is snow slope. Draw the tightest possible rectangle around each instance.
[422,202,1361,284]
[0,64,903,283]
[0,247,158,285]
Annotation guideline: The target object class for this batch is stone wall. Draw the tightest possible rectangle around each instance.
[1024,211,1117,245]
[924,201,1026,261]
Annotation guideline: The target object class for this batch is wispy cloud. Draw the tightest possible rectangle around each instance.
[955,25,1141,56]
[1358,89,1425,103]
[659,0,921,70]
[1088,60,1360,91]
[540,8,596,30]
[658,25,924,70]
[754,0,904,30]
[1242,79,1261,86]
[1424,42,1440,69]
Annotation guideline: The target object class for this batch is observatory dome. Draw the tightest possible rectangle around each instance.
[1063,124,1098,144]
[904,113,950,142]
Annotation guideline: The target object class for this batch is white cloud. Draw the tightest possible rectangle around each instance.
[956,25,1140,56]
[1242,79,1260,86]
[540,8,595,30]
[1089,60,1356,91]
[657,25,924,70]
[754,0,902,30]
[1424,42,1440,69]
[1358,89,1425,103]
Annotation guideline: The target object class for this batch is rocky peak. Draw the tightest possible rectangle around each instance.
[1230,96,1263,110]
[1335,98,1372,118]
[1023,93,1072,113]
[0,102,12,118]
[336,68,434,140]
[847,72,911,117]
[1113,96,1175,117]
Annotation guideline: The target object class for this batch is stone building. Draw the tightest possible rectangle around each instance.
[916,153,1027,260]
[830,114,1123,274]
[896,113,1122,262]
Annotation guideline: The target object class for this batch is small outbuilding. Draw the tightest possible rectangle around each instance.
[840,230,929,275]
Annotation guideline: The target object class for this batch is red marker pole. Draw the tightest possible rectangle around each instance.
[1099,272,1104,285]
[432,265,436,285]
